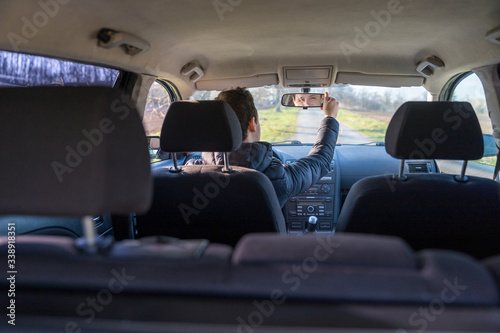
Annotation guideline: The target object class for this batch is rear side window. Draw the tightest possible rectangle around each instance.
[143,81,173,136]
[0,50,119,87]
[143,81,175,163]
[450,73,496,168]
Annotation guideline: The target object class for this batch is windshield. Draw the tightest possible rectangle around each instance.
[192,85,428,144]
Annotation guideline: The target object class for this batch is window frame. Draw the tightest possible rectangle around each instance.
[438,71,498,176]
[439,72,473,101]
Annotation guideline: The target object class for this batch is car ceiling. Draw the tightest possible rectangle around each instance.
[1,0,500,97]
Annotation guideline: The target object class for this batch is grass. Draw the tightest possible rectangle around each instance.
[338,109,497,168]
[336,109,389,142]
[471,156,496,168]
[258,107,300,143]
[148,107,300,163]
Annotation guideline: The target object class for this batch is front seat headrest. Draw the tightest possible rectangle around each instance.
[160,100,242,152]
[385,101,484,160]
[0,87,153,216]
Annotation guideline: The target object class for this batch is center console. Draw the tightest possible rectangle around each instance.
[285,161,338,233]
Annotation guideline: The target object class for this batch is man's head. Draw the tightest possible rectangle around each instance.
[216,87,260,142]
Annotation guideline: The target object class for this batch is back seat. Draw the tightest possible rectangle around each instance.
[4,232,497,304]
[484,255,500,296]
[231,233,499,304]
[1,232,500,332]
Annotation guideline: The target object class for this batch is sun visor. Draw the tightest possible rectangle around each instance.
[196,74,278,91]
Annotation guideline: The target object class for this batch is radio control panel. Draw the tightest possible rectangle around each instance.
[285,170,336,233]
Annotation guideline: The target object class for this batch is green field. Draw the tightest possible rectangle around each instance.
[336,109,388,142]
[338,109,496,168]
[258,107,300,143]
[472,156,496,167]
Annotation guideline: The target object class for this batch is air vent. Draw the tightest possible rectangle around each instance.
[93,216,104,228]
[408,163,430,173]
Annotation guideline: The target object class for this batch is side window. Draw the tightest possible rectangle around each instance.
[0,50,119,87]
[143,81,174,163]
[450,73,496,168]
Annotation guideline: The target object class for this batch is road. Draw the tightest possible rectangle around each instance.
[292,108,371,144]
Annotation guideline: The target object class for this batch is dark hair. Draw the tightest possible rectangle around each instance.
[216,87,258,141]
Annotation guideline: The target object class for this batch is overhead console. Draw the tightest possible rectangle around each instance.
[281,66,334,88]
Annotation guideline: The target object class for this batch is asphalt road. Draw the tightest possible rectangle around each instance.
[292,108,371,144]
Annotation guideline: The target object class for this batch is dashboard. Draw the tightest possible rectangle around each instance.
[174,145,438,234]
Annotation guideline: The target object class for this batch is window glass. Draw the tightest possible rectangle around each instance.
[143,81,173,163]
[0,50,119,87]
[192,85,428,144]
[451,73,495,167]
[143,81,172,136]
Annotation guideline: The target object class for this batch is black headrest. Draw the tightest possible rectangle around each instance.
[0,87,152,216]
[160,100,242,152]
[385,102,484,160]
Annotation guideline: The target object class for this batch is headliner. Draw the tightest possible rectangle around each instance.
[1,0,499,95]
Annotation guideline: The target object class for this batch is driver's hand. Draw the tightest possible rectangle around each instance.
[323,92,339,118]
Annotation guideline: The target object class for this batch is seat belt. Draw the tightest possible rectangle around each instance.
[494,144,500,181]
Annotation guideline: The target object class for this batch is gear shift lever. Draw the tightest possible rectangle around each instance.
[307,216,318,232]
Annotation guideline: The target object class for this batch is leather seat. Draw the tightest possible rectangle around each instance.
[135,100,286,246]
[336,101,500,258]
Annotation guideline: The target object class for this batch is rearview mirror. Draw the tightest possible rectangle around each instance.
[147,136,160,150]
[281,93,324,107]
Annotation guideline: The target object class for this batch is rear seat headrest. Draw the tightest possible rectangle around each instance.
[160,100,242,152]
[0,87,152,216]
[385,101,484,160]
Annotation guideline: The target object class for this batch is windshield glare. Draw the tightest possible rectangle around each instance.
[191,85,428,145]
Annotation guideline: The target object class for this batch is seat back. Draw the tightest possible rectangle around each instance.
[336,102,500,258]
[0,87,153,216]
[135,100,286,246]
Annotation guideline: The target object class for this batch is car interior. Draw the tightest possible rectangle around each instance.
[1,0,500,332]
